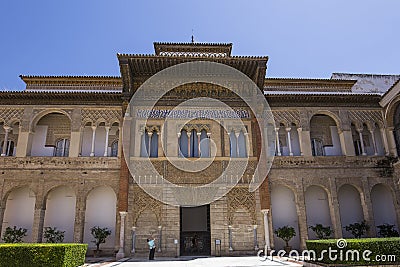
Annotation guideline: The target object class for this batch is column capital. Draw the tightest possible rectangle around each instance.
[285,127,291,132]
[105,126,111,131]
[275,127,280,132]
[261,209,270,215]
[197,132,201,136]
[3,125,11,132]
[119,211,128,217]
[253,225,258,229]
[91,125,97,131]
[158,225,162,229]
[131,226,136,231]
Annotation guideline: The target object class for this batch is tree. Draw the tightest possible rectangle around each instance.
[91,226,111,251]
[275,225,296,248]
[377,224,399,237]
[344,220,370,238]
[309,224,333,239]
[2,226,27,243]
[43,227,65,243]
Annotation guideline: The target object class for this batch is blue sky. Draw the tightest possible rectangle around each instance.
[0,0,398,90]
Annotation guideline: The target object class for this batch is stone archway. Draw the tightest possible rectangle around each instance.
[84,186,117,250]
[2,187,35,242]
[338,184,364,238]
[43,186,76,242]
[271,184,300,250]
[371,183,398,235]
[305,185,333,239]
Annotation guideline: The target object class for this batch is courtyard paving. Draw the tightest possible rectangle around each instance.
[84,256,303,267]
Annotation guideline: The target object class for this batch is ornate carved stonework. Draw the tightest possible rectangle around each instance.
[81,109,121,126]
[227,187,257,225]
[272,110,301,127]
[131,186,162,226]
[0,108,24,126]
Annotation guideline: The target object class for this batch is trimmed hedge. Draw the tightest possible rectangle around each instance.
[0,243,87,267]
[306,238,400,266]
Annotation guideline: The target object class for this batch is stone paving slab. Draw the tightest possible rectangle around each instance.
[84,256,303,267]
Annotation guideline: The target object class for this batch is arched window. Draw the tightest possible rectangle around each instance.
[189,129,199,157]
[150,131,158,158]
[179,130,189,157]
[237,131,247,158]
[199,129,209,158]
[140,130,158,158]
[111,140,118,157]
[229,131,238,158]
[0,140,14,156]
[54,139,70,157]
[311,138,324,156]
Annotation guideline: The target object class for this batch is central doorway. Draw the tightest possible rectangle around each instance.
[180,205,211,256]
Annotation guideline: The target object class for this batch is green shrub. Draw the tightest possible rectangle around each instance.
[2,226,27,243]
[377,224,399,237]
[91,226,111,251]
[344,220,370,238]
[274,225,296,247]
[306,238,400,265]
[43,227,65,243]
[0,243,87,267]
[309,224,333,239]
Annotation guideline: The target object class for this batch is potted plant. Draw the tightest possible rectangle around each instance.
[91,226,111,257]
[275,225,296,254]
[309,224,333,239]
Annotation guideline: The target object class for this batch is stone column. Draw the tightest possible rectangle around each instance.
[69,126,83,157]
[285,127,293,156]
[197,132,201,157]
[31,208,46,243]
[380,127,390,156]
[73,195,86,243]
[158,225,162,252]
[296,190,309,250]
[147,132,153,157]
[387,127,398,157]
[300,129,313,156]
[90,125,97,157]
[357,128,367,156]
[1,126,10,156]
[244,132,249,157]
[275,128,281,156]
[369,129,378,156]
[207,132,211,157]
[131,227,136,254]
[235,132,240,157]
[187,131,191,157]
[228,225,233,251]
[116,211,128,260]
[261,209,271,253]
[103,126,110,157]
[329,179,343,239]
[177,132,181,157]
[297,127,304,156]
[253,225,259,250]
[339,129,356,156]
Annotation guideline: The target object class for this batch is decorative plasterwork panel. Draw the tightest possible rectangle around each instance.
[348,110,384,129]
[227,187,257,225]
[272,110,300,127]
[81,109,121,126]
[132,186,162,226]
[0,108,24,126]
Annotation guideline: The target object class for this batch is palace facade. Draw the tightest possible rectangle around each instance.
[1,42,400,257]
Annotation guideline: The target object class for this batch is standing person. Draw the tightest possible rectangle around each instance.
[147,237,156,260]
